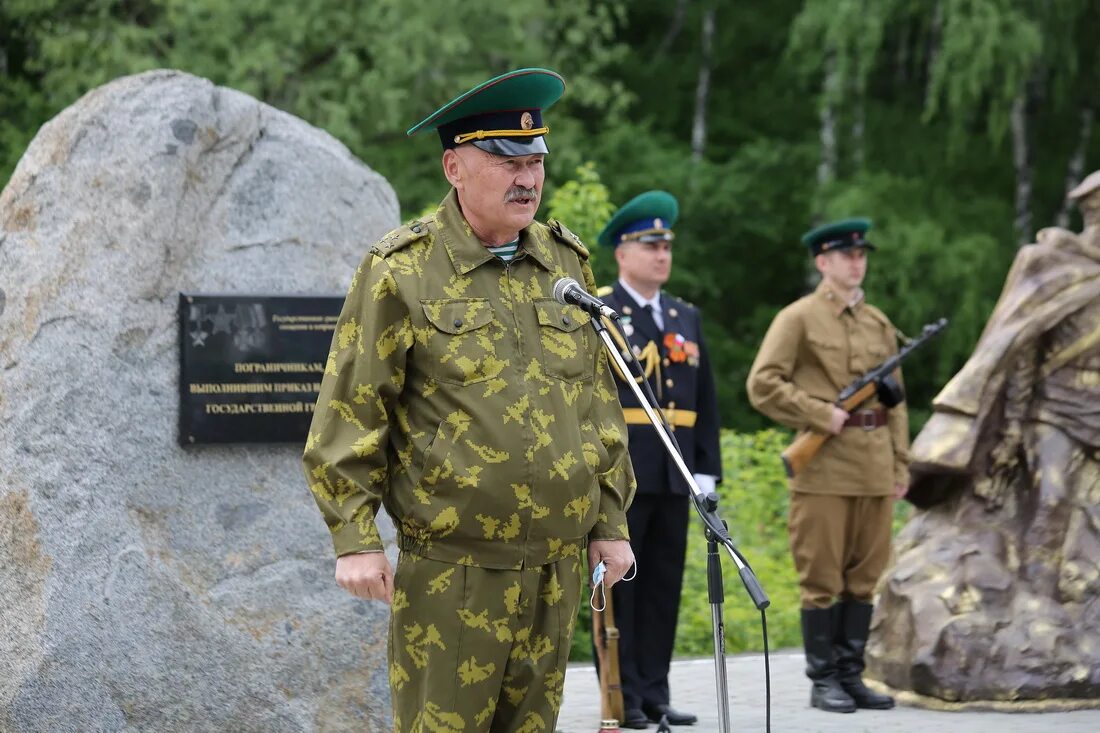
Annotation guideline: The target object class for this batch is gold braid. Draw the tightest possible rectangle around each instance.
[602,316,663,400]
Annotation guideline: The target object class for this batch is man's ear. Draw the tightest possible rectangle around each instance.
[442,149,462,188]
[813,252,827,275]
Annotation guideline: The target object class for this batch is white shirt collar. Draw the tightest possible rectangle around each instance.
[619,278,661,312]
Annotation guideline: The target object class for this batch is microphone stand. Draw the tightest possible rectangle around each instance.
[589,313,769,733]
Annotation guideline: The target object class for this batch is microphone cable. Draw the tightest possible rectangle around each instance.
[603,315,772,732]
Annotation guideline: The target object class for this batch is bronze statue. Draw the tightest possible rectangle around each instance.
[866,171,1100,706]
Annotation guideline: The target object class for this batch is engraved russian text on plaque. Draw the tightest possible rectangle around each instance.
[178,293,344,444]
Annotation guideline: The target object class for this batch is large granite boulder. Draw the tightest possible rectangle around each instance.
[0,70,400,731]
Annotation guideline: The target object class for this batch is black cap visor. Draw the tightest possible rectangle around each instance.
[817,238,876,255]
[471,135,548,157]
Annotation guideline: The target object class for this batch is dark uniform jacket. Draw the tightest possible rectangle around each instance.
[600,281,722,494]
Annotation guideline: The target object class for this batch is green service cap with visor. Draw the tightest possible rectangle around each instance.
[801,217,877,256]
[406,68,565,157]
[597,190,679,248]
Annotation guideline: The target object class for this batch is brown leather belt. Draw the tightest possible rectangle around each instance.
[844,408,888,430]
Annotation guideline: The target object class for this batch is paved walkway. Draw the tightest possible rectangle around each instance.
[555,651,1100,732]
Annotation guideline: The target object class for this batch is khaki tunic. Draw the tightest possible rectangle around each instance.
[746,281,909,495]
[302,188,636,569]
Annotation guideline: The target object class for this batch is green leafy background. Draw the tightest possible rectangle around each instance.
[3,0,1096,657]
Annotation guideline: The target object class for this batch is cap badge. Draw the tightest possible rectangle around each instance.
[654,218,663,229]
[521,112,534,130]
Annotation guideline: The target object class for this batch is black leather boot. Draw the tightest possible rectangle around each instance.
[835,600,895,709]
[801,607,857,713]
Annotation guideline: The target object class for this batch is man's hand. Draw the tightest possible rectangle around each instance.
[828,406,850,435]
[335,551,394,604]
[893,482,908,499]
[588,539,636,588]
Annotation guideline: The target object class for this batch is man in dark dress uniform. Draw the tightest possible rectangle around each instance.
[595,191,723,728]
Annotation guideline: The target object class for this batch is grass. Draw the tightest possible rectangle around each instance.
[572,428,914,661]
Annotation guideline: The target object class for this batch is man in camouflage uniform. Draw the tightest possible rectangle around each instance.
[746,219,907,714]
[302,68,636,732]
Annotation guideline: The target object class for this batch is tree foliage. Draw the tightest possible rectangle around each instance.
[3,0,1098,432]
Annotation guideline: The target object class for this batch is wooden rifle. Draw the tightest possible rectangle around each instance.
[781,318,948,478]
[593,590,624,732]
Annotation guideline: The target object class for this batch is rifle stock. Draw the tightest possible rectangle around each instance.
[593,591,624,728]
[780,382,878,478]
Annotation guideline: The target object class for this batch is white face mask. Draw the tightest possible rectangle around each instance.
[590,561,608,612]
[588,559,638,612]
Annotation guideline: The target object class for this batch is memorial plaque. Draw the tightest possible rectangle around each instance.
[178,293,344,444]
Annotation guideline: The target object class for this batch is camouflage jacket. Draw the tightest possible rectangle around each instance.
[303,189,635,569]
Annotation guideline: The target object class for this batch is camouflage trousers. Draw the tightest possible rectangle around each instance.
[389,552,584,732]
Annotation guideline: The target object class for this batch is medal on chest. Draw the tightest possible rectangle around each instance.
[663,331,700,367]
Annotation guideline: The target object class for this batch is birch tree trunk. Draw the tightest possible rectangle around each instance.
[1011,90,1034,247]
[656,0,690,57]
[691,7,715,163]
[1056,106,1095,228]
[816,52,839,209]
[851,94,865,172]
[923,1,943,109]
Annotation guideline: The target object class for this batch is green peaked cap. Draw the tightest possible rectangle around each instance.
[597,190,680,248]
[406,68,566,136]
[801,217,876,255]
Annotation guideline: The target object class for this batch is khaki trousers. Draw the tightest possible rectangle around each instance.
[389,552,583,732]
[788,492,893,608]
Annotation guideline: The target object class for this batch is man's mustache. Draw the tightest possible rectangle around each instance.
[505,186,538,202]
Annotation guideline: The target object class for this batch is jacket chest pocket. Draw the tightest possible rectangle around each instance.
[806,334,848,379]
[421,298,503,385]
[854,343,889,375]
[534,299,592,382]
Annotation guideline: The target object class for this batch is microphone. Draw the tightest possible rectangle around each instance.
[552,277,619,320]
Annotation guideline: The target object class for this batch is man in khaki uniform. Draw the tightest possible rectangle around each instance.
[746,218,907,714]
[302,68,636,732]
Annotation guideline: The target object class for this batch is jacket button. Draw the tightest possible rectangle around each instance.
[663,358,670,367]
[665,378,674,388]
[454,319,463,328]
[562,316,571,326]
